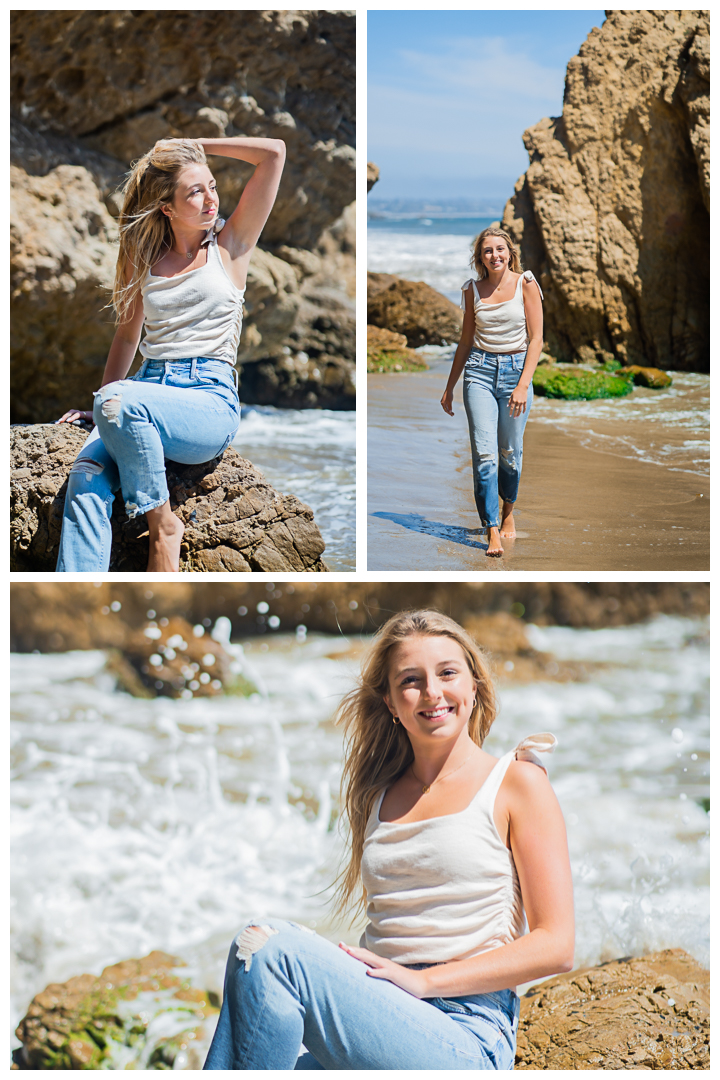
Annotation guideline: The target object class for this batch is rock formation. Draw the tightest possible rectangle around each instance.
[502,10,709,372]
[11,424,328,572]
[367,162,379,192]
[367,325,428,373]
[367,272,462,347]
[10,10,355,421]
[9,582,709,653]
[515,949,709,1069]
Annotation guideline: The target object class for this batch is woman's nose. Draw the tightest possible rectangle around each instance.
[423,676,442,700]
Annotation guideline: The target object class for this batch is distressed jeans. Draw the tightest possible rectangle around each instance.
[203,919,519,1071]
[462,350,533,529]
[56,357,239,572]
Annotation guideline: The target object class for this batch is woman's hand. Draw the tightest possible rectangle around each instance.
[338,942,431,999]
[56,410,93,425]
[440,388,455,416]
[508,384,529,417]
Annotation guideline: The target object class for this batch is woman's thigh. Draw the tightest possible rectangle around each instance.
[463,370,500,454]
[222,919,515,1070]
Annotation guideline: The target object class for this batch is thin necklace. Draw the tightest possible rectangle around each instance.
[410,755,472,795]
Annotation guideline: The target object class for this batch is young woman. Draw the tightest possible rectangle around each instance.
[204,610,574,1070]
[441,228,543,557]
[55,135,285,572]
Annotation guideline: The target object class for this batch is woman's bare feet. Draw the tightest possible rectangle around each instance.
[499,500,516,538]
[486,526,504,557]
[146,502,185,572]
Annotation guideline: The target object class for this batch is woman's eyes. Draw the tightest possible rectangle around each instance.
[400,669,458,685]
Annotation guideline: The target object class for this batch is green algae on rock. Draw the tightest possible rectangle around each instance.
[14,952,219,1070]
[533,365,634,400]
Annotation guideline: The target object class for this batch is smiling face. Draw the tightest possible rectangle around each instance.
[164,164,219,233]
[480,235,510,275]
[383,634,477,745]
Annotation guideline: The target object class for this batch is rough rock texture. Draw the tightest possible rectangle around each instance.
[367,162,379,192]
[14,952,218,1070]
[9,583,709,653]
[515,949,709,1070]
[367,325,428,373]
[367,272,462,347]
[11,424,328,572]
[502,10,709,372]
[10,10,355,421]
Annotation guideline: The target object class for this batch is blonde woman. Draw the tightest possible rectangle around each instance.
[441,227,543,557]
[204,610,574,1070]
[55,136,285,572]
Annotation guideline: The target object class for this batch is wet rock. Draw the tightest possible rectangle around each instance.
[367,326,428,373]
[532,365,633,401]
[10,11,355,421]
[502,11,709,372]
[461,612,599,683]
[624,365,673,389]
[13,952,218,1070]
[515,949,709,1070]
[367,272,461,347]
[10,424,328,572]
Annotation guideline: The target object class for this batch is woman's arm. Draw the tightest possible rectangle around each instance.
[340,760,574,999]
[508,277,543,416]
[440,286,476,416]
[198,136,285,256]
[56,298,144,422]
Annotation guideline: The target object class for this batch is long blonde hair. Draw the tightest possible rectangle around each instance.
[333,610,497,920]
[112,139,208,324]
[471,226,522,279]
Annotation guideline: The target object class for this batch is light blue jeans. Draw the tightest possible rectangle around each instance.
[56,357,239,572]
[462,349,533,528]
[203,919,519,1071]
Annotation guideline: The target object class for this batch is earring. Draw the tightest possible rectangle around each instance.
[392,716,400,725]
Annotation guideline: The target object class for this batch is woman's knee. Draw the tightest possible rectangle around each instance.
[93,380,144,431]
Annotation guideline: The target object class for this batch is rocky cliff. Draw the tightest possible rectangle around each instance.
[10,10,355,421]
[502,10,709,372]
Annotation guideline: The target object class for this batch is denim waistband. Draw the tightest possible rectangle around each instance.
[469,348,526,361]
[137,356,238,388]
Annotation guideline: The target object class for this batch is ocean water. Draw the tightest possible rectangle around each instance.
[368,221,709,480]
[233,406,356,570]
[11,616,709,1058]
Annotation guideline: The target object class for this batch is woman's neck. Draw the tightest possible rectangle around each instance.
[169,223,208,257]
[408,731,480,787]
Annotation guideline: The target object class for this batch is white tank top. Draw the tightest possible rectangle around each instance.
[460,270,543,354]
[360,732,557,970]
[139,225,245,365]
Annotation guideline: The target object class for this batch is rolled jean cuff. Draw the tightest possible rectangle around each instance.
[125,492,169,519]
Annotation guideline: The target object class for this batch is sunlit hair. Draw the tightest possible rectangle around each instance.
[471,226,522,279]
[111,139,208,324]
[332,609,497,921]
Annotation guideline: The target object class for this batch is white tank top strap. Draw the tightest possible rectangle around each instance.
[521,269,544,300]
[459,278,479,312]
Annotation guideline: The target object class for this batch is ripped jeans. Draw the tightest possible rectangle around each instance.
[204,920,519,1071]
[56,358,239,572]
[463,350,532,529]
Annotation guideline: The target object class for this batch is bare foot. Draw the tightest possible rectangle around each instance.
[146,505,184,572]
[499,501,516,538]
[486,526,504,557]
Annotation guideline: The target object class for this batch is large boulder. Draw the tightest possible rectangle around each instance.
[10,11,356,421]
[11,424,328,573]
[367,162,380,192]
[367,272,461,347]
[515,948,709,1069]
[502,11,709,372]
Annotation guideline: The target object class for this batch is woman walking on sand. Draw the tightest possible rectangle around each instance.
[441,227,543,557]
[55,135,285,572]
[204,609,573,1070]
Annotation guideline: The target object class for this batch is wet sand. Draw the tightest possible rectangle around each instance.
[368,367,709,571]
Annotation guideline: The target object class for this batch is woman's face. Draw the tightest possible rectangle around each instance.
[384,634,477,744]
[166,164,219,233]
[480,236,509,274]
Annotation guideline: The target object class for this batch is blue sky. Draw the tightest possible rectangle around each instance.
[368,10,605,205]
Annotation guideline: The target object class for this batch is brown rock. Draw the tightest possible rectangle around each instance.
[367,272,461,347]
[367,162,380,192]
[10,11,356,421]
[10,424,328,572]
[624,365,673,388]
[502,11,709,372]
[367,325,428,373]
[515,949,709,1070]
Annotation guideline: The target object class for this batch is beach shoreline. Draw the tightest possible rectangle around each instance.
[368,369,709,571]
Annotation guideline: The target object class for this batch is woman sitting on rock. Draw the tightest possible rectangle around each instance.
[55,135,285,572]
[441,228,543,557]
[204,609,574,1070]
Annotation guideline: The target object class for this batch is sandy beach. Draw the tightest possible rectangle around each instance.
[368,364,709,571]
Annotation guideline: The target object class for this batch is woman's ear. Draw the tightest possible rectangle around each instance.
[382,694,393,717]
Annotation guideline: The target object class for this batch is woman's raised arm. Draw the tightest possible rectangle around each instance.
[197,137,286,256]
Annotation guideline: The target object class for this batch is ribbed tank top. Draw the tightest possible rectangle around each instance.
[140,224,245,365]
[360,732,557,968]
[460,270,543,354]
